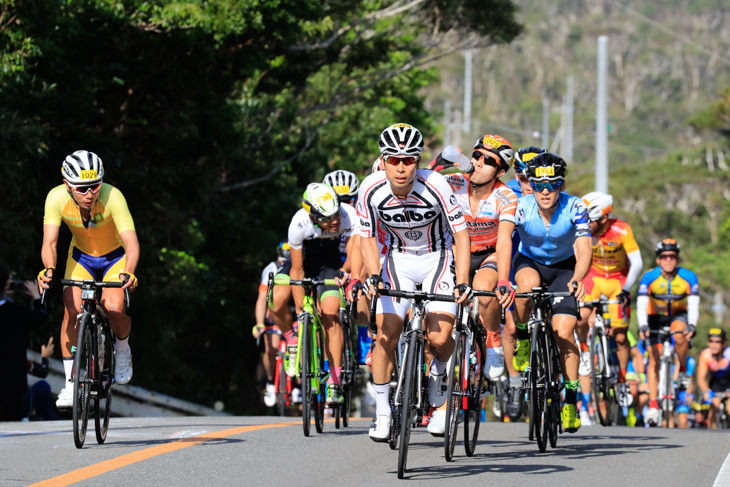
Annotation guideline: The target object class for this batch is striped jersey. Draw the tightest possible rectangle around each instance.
[357,169,466,255]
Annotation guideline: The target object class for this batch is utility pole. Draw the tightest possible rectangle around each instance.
[714,291,726,325]
[596,36,609,193]
[542,98,550,149]
[564,75,574,164]
[463,50,473,135]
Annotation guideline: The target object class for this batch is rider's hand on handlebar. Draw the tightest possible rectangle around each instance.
[639,324,650,340]
[569,279,586,303]
[345,279,361,302]
[495,279,515,309]
[37,267,54,292]
[335,269,350,287]
[454,283,473,305]
[685,324,696,339]
[119,271,138,291]
[364,275,383,297]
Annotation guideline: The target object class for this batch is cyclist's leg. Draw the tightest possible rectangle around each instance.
[646,322,662,419]
[263,330,280,382]
[513,254,540,372]
[473,260,503,378]
[606,274,630,379]
[318,269,344,387]
[670,314,690,373]
[578,270,600,381]
[100,252,130,340]
[270,258,295,344]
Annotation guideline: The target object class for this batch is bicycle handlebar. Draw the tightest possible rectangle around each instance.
[514,282,580,315]
[580,299,621,307]
[368,287,458,325]
[472,290,506,324]
[60,279,131,315]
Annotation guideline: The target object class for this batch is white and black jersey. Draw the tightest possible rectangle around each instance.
[357,169,467,255]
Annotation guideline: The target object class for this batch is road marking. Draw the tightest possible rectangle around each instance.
[28,418,366,487]
[714,449,730,487]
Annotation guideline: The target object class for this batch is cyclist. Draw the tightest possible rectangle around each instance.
[38,151,139,409]
[512,152,592,432]
[577,191,643,414]
[359,123,470,440]
[637,238,699,426]
[269,183,360,405]
[253,242,291,407]
[625,330,649,427]
[323,170,360,266]
[503,146,541,419]
[430,135,518,379]
[697,327,730,428]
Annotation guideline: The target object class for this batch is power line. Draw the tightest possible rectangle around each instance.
[606,0,730,68]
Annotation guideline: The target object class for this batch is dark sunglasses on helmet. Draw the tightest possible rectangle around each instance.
[385,156,419,166]
[530,180,563,193]
[471,150,500,166]
[68,181,103,195]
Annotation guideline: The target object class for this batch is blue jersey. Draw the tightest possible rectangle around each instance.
[515,192,590,265]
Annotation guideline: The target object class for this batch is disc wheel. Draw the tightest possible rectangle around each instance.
[72,315,92,449]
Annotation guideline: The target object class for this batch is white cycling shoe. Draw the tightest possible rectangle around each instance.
[115,347,133,384]
[369,415,391,442]
[579,350,591,376]
[428,370,449,408]
[56,386,73,409]
[263,383,276,407]
[427,409,446,437]
[486,346,505,380]
[579,409,593,426]
[646,407,660,426]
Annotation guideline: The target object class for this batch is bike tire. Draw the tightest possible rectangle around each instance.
[444,330,463,462]
[95,321,114,444]
[313,326,326,434]
[389,376,401,450]
[300,314,312,437]
[341,338,353,428]
[464,327,485,457]
[73,314,92,449]
[662,362,673,428]
[277,351,287,417]
[547,331,560,448]
[397,331,418,479]
[592,331,610,427]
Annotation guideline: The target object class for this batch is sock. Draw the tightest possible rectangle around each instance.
[679,365,687,373]
[509,374,522,388]
[486,331,501,348]
[328,366,342,386]
[650,400,659,409]
[63,357,74,383]
[373,382,391,418]
[564,380,579,405]
[515,322,529,341]
[430,357,446,376]
[618,368,627,383]
[581,393,591,410]
[114,334,129,351]
[283,329,297,347]
[579,341,590,353]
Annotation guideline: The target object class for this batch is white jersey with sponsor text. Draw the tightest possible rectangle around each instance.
[288,204,358,250]
[357,169,467,255]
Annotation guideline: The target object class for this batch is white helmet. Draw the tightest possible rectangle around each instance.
[371,156,384,173]
[61,150,104,184]
[323,170,359,198]
[378,123,424,157]
[582,191,614,221]
[302,183,341,219]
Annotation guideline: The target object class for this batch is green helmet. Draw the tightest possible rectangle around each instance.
[302,183,341,219]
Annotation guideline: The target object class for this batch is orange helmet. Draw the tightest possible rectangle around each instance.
[472,135,515,172]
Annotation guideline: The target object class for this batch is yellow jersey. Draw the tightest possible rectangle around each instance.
[43,184,135,257]
[590,219,639,277]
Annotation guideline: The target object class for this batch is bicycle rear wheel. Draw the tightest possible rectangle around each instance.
[300,314,312,437]
[95,322,114,444]
[313,326,326,434]
[73,314,92,449]
[464,328,485,457]
[444,330,464,462]
[276,350,287,417]
[397,331,418,479]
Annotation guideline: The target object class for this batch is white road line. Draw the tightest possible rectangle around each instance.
[714,449,730,487]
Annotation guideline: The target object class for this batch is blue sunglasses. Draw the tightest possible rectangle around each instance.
[530,180,563,192]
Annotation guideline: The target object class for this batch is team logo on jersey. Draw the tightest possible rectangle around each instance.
[450,194,457,205]
[447,176,465,188]
[405,230,423,241]
[495,191,512,207]
[379,210,437,222]
[439,281,450,291]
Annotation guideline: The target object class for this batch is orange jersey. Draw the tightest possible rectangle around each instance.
[590,219,639,277]
[444,175,517,254]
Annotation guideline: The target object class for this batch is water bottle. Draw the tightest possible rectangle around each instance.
[442,146,473,172]
[357,324,372,365]
[98,329,105,372]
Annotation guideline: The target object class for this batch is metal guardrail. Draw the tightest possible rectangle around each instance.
[26,350,230,417]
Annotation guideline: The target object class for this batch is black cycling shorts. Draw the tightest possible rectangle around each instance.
[646,313,688,346]
[276,257,340,299]
[513,252,579,318]
[468,249,497,286]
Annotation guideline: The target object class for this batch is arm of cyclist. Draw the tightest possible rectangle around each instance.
[452,228,471,304]
[571,235,592,302]
[361,236,382,296]
[118,229,140,290]
[619,249,643,307]
[344,234,363,302]
[290,246,306,311]
[697,355,711,402]
[495,220,515,309]
[687,294,699,339]
[636,294,650,339]
[39,224,60,291]
[253,285,268,339]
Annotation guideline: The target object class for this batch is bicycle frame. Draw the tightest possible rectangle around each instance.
[392,302,426,416]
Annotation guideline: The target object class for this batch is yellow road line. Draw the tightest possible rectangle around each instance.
[30,418,365,487]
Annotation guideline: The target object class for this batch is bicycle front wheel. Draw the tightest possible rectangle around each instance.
[592,332,611,426]
[313,326,326,434]
[444,330,464,462]
[94,322,114,444]
[300,314,312,437]
[661,361,673,428]
[398,331,418,479]
[73,314,92,449]
[529,331,548,452]
[276,350,287,417]
[464,327,485,457]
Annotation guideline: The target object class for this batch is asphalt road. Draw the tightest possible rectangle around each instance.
[1,416,729,486]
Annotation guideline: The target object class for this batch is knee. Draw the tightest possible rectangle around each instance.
[376,332,398,353]
[555,324,576,342]
[103,299,126,321]
[614,332,628,346]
